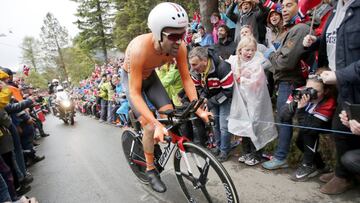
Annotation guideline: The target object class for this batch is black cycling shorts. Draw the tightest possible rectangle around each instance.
[121,69,172,117]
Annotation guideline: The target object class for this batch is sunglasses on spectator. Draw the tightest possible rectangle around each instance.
[162,31,185,42]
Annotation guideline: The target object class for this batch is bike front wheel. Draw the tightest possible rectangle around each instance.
[173,142,239,203]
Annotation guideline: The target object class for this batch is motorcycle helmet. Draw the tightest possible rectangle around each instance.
[52,79,59,86]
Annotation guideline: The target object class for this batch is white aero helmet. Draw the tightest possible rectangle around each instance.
[147,2,189,41]
[52,79,59,83]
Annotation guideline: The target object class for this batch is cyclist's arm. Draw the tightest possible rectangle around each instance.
[176,43,198,102]
[128,50,159,127]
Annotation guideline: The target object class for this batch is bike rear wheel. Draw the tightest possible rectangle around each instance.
[121,130,148,184]
[173,142,239,203]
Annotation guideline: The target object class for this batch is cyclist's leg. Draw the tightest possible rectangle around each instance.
[121,70,155,170]
[141,71,171,192]
[143,71,173,162]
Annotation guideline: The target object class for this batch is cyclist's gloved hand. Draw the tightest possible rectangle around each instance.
[153,123,168,143]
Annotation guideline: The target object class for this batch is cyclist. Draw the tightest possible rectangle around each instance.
[121,2,211,193]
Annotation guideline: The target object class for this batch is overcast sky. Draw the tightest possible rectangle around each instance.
[0,0,79,72]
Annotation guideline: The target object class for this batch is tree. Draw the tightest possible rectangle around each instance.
[198,0,218,33]
[40,12,70,81]
[62,45,95,84]
[113,0,199,51]
[24,70,48,89]
[20,36,41,72]
[73,0,114,62]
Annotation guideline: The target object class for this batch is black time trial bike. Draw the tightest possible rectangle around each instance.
[121,99,239,203]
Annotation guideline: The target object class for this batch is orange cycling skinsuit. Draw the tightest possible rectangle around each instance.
[121,2,210,193]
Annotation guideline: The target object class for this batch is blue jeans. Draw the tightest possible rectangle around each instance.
[0,173,11,202]
[21,123,35,153]
[211,99,232,153]
[0,156,16,201]
[100,99,108,121]
[9,124,26,178]
[107,101,114,123]
[274,82,293,160]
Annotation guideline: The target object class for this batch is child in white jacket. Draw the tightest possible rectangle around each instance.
[226,36,277,166]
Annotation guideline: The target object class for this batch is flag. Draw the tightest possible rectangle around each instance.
[23,65,30,76]
[33,104,46,122]
[298,0,322,19]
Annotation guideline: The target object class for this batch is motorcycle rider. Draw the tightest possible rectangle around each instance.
[54,86,72,118]
[48,79,59,94]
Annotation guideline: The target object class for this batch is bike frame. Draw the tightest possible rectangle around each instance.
[129,129,190,170]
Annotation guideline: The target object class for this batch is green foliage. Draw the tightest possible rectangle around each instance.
[62,45,95,85]
[20,36,41,72]
[113,0,199,51]
[24,70,48,89]
[73,0,115,62]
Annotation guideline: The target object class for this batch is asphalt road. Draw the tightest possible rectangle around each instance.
[28,114,360,203]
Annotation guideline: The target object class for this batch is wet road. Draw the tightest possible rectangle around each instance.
[27,115,187,203]
[27,114,360,203]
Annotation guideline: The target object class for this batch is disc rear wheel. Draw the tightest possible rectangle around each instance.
[121,130,148,184]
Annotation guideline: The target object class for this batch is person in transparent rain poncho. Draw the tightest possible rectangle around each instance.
[226,36,277,166]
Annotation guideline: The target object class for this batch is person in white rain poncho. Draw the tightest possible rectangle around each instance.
[226,36,277,166]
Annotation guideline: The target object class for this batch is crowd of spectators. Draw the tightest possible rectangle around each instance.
[0,67,49,202]
[75,0,360,195]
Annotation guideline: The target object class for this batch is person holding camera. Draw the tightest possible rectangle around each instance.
[280,69,336,181]
[303,0,360,195]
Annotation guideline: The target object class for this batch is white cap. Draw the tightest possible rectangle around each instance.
[148,2,189,41]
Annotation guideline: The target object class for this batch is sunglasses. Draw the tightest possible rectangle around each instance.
[162,31,185,42]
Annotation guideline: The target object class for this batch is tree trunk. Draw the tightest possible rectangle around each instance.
[198,0,219,33]
[96,0,108,63]
[30,55,38,72]
[56,40,68,82]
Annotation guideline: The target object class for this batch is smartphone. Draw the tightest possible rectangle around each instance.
[344,101,360,122]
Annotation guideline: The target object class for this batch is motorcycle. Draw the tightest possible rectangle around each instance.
[56,98,75,125]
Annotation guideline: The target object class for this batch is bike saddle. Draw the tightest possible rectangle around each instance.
[158,109,175,116]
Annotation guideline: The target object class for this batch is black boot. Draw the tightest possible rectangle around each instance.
[16,184,31,196]
[41,133,50,137]
[20,173,34,186]
[146,169,167,193]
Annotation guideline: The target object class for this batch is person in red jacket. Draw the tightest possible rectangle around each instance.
[280,68,336,181]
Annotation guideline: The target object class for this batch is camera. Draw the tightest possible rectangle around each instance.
[292,87,318,100]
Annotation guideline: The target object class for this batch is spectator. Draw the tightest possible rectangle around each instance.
[98,74,110,122]
[281,69,336,181]
[262,0,315,170]
[210,12,225,44]
[192,25,214,47]
[220,0,237,40]
[213,25,237,60]
[264,7,285,96]
[239,25,271,69]
[156,62,183,107]
[226,36,277,166]
[265,8,284,49]
[189,46,234,162]
[226,0,266,44]
[301,0,360,194]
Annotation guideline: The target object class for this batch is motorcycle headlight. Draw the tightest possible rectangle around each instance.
[61,100,71,108]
